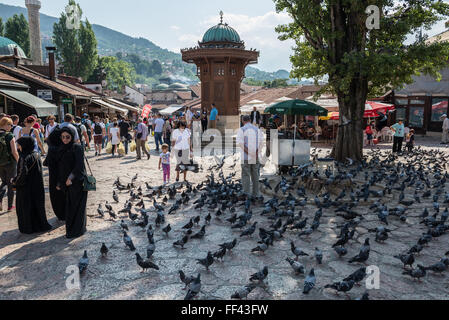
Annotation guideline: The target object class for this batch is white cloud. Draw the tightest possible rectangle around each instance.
[178,33,202,44]
[199,11,295,71]
[170,25,180,31]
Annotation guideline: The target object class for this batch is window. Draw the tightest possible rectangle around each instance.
[215,65,225,76]
[431,98,448,122]
[396,107,406,121]
[409,106,424,128]
[0,95,4,113]
[395,99,408,105]
[410,99,425,105]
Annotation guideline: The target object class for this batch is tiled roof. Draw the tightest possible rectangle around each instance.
[0,71,23,83]
[240,87,301,106]
[0,64,93,98]
[174,90,192,101]
[189,84,201,98]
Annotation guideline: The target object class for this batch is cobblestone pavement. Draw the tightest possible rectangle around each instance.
[0,137,448,300]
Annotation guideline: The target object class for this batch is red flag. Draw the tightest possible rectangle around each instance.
[141,105,152,118]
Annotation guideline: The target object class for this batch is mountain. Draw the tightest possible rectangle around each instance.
[0,3,289,83]
[246,67,290,81]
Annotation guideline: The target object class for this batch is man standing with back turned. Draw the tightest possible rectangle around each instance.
[237,115,265,201]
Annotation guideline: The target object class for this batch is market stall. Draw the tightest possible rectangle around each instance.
[265,99,328,167]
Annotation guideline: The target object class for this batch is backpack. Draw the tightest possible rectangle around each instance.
[73,123,83,142]
[0,131,12,166]
[93,123,103,135]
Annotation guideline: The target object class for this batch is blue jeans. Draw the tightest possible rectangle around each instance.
[102,136,108,149]
[154,132,163,151]
[122,138,129,155]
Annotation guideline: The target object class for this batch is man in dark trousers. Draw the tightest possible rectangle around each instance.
[251,107,261,127]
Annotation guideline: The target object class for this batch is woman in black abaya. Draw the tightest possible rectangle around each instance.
[43,124,65,221]
[55,128,88,239]
[12,137,52,234]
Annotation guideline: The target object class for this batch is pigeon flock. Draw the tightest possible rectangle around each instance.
[75,147,449,300]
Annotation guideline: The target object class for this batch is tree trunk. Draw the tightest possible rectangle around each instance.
[332,78,367,162]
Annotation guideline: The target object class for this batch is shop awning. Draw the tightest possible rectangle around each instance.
[106,98,141,113]
[92,99,127,114]
[0,89,58,117]
[160,105,184,116]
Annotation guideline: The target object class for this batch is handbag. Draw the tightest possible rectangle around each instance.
[83,155,96,192]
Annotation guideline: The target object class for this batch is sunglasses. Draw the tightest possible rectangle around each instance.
[61,135,72,140]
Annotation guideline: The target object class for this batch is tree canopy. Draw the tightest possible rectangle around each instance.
[53,0,98,80]
[5,14,30,57]
[88,56,136,93]
[275,0,449,161]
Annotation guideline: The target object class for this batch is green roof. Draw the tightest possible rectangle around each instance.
[0,36,27,58]
[202,23,242,43]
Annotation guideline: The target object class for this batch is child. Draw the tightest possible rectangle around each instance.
[365,123,374,147]
[158,144,171,184]
[406,129,415,152]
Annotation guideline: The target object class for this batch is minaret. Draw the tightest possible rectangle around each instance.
[25,0,42,65]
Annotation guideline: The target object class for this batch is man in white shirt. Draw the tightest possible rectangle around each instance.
[237,115,265,200]
[442,114,449,144]
[44,115,58,142]
[10,114,21,140]
[153,114,165,151]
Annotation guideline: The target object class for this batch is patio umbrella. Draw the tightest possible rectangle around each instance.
[265,99,329,116]
[265,100,328,166]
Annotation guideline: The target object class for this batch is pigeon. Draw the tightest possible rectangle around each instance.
[113,191,119,203]
[286,257,305,274]
[120,220,129,231]
[184,274,201,300]
[182,219,194,230]
[291,241,309,260]
[325,280,355,295]
[403,265,427,281]
[251,239,269,255]
[179,270,195,289]
[355,292,370,300]
[303,269,316,294]
[196,252,214,270]
[249,266,268,282]
[394,254,415,269]
[408,244,424,255]
[231,285,255,300]
[193,216,201,225]
[78,250,89,274]
[147,237,156,259]
[173,236,189,249]
[105,202,113,212]
[349,238,370,264]
[219,239,237,251]
[213,247,227,261]
[334,246,348,258]
[135,253,159,272]
[423,259,449,274]
[191,226,207,240]
[123,232,136,251]
[97,204,105,218]
[240,222,257,237]
[343,267,367,284]
[315,247,323,264]
[162,224,172,236]
[100,243,108,257]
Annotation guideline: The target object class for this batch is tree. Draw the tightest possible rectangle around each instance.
[5,14,30,57]
[275,0,449,161]
[53,0,98,80]
[88,56,136,92]
[151,60,162,76]
[0,18,4,37]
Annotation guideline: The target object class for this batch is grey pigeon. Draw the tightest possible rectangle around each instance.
[303,268,316,294]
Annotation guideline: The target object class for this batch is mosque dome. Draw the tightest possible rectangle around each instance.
[0,36,28,58]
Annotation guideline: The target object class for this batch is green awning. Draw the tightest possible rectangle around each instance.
[265,99,328,116]
[0,89,58,117]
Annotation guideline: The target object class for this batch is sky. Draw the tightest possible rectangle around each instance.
[1,0,449,72]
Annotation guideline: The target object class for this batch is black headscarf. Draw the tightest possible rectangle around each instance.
[17,136,36,156]
[58,127,75,155]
